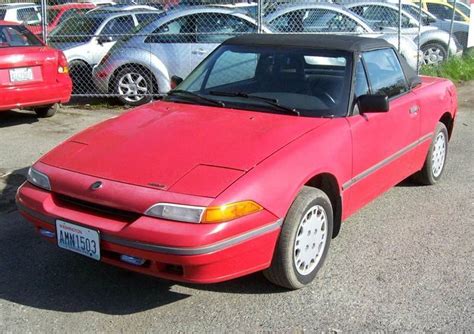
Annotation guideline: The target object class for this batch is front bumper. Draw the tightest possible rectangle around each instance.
[16,181,281,284]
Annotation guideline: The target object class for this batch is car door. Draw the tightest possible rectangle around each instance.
[345,49,420,216]
[145,15,198,79]
[93,15,135,65]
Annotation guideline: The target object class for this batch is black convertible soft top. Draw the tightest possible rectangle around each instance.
[224,34,420,87]
[224,34,392,52]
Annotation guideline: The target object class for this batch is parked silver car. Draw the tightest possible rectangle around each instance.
[400,1,469,49]
[265,3,422,69]
[49,9,163,92]
[92,7,270,105]
[344,2,461,64]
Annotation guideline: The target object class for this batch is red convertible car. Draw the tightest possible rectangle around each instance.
[16,35,457,289]
[0,21,72,117]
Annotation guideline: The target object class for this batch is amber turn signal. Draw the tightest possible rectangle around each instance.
[201,201,263,223]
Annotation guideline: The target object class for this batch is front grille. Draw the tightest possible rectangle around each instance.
[54,193,141,223]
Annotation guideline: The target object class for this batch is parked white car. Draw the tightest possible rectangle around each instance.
[0,3,41,25]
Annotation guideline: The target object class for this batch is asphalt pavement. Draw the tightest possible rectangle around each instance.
[0,85,473,332]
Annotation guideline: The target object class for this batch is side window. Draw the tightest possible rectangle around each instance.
[269,10,305,32]
[136,13,159,25]
[145,16,195,43]
[58,9,79,24]
[196,13,256,43]
[101,16,135,36]
[304,9,359,32]
[362,48,408,98]
[205,50,258,88]
[17,8,40,24]
[427,3,452,20]
[354,59,369,98]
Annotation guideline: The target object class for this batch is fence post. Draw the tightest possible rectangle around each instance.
[40,0,48,43]
[398,0,402,52]
[257,0,264,34]
[417,0,422,73]
[469,0,474,48]
[446,0,457,59]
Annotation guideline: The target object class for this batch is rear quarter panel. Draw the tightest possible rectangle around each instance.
[412,76,457,138]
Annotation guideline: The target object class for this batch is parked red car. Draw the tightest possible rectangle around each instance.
[0,21,72,117]
[27,3,95,37]
[16,35,457,289]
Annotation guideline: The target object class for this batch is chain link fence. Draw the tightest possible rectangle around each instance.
[1,0,469,104]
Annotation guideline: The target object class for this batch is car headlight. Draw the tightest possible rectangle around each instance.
[27,167,51,191]
[145,200,262,224]
[145,203,205,223]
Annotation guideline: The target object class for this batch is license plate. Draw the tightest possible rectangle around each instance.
[9,67,33,82]
[56,220,100,261]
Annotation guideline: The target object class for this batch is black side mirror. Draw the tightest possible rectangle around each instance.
[357,94,389,114]
[97,35,114,45]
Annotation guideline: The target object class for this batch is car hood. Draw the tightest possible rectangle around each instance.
[41,101,329,197]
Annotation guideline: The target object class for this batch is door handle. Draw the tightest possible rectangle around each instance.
[192,49,207,55]
[409,105,419,115]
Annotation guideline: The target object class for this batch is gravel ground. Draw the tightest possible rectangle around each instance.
[0,84,473,332]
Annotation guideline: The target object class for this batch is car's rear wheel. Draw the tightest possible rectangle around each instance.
[34,103,59,118]
[413,122,448,185]
[263,186,333,290]
[115,67,154,106]
[421,43,447,65]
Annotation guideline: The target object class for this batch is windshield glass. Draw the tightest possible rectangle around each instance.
[47,9,61,24]
[171,45,352,117]
[49,16,104,42]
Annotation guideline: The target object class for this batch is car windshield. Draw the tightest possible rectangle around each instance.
[169,44,352,117]
[49,16,104,42]
[47,9,61,24]
[0,25,42,47]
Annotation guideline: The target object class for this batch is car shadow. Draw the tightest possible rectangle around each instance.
[0,168,286,315]
[0,110,39,128]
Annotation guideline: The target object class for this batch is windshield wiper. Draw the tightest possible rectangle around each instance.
[209,91,300,116]
[168,90,225,108]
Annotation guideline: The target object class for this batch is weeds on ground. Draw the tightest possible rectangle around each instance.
[421,52,474,83]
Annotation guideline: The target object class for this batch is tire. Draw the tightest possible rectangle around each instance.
[263,186,333,290]
[421,43,447,66]
[413,122,448,185]
[69,60,92,94]
[114,67,154,106]
[34,103,59,118]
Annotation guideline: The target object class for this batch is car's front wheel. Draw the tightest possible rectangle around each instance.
[413,122,449,185]
[264,186,333,290]
[115,67,154,106]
